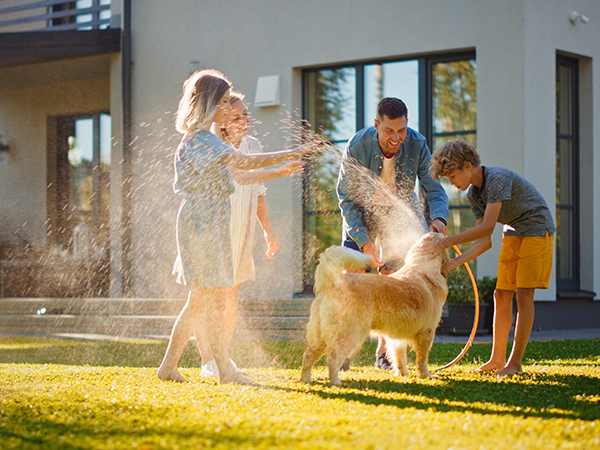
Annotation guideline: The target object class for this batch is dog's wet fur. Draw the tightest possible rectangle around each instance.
[301,232,449,385]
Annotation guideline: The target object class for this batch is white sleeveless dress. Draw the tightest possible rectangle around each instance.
[229,136,266,285]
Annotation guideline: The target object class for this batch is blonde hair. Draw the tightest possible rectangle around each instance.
[175,69,231,134]
[430,140,481,180]
[228,90,245,107]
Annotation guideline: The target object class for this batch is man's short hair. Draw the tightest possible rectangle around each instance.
[376,97,408,121]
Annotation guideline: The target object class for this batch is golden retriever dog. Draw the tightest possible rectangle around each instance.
[300,232,449,385]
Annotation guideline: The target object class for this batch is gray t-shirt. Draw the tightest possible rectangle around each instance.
[467,166,555,237]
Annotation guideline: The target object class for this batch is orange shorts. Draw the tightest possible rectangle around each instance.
[496,232,554,290]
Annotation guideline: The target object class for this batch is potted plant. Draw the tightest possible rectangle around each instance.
[440,267,496,336]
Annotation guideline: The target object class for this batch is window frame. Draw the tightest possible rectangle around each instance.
[300,51,476,293]
[555,54,581,293]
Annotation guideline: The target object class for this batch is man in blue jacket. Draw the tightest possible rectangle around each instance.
[336,97,449,369]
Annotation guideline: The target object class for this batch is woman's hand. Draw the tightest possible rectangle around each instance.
[277,160,305,178]
[292,141,321,157]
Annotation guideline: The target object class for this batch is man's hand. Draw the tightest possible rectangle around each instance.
[361,241,384,268]
[430,218,448,236]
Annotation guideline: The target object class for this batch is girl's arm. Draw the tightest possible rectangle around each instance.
[231,160,304,185]
[221,143,318,170]
[256,195,278,259]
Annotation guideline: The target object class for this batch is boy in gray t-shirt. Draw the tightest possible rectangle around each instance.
[427,140,554,377]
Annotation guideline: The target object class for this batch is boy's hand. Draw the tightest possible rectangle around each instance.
[418,233,447,258]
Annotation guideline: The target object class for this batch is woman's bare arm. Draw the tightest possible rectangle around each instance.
[221,143,317,170]
[230,161,304,185]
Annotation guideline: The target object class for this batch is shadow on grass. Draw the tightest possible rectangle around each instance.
[0,402,295,450]
[274,369,600,421]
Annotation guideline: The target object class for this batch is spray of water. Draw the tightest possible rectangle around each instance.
[335,155,428,267]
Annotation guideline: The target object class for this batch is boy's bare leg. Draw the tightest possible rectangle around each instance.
[497,287,535,377]
[476,288,514,372]
[193,283,240,363]
[203,286,254,385]
[157,287,204,382]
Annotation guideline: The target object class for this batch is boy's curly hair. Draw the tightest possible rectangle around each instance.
[430,140,481,180]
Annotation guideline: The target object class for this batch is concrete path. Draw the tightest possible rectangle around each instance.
[434,327,600,344]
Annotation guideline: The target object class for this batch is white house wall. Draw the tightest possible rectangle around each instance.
[127,0,599,300]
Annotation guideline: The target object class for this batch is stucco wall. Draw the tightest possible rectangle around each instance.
[126,0,599,300]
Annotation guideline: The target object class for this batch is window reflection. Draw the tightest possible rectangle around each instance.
[365,61,419,131]
[66,114,111,257]
[303,55,477,288]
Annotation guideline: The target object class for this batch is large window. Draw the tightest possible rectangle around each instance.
[302,52,476,289]
[556,55,580,292]
[48,113,111,259]
[429,57,478,239]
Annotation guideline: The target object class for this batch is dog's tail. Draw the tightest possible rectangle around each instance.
[314,246,372,294]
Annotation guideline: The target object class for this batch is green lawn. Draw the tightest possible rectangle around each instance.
[1,337,598,449]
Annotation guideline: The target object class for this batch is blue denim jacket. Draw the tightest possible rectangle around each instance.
[336,126,449,250]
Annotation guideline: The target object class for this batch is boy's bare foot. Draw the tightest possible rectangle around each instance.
[496,364,523,377]
[219,373,256,385]
[157,366,187,382]
[474,360,505,373]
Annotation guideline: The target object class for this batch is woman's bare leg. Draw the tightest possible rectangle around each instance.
[193,283,241,363]
[224,283,241,346]
[157,286,204,382]
[203,286,254,384]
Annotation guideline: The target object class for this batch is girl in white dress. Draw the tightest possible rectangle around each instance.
[194,92,304,376]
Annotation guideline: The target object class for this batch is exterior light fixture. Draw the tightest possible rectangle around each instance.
[569,10,590,24]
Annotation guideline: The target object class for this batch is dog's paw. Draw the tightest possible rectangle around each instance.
[418,372,438,379]
[300,375,312,384]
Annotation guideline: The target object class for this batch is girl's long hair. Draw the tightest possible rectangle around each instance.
[175,69,231,134]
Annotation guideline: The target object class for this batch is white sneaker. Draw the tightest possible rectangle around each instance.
[230,359,244,374]
[200,359,244,377]
[200,360,218,377]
